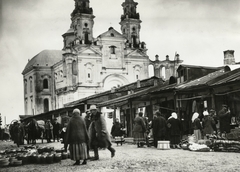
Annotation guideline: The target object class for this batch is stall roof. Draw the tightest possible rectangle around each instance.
[64,76,161,107]
[98,85,160,107]
[209,67,240,86]
[176,69,226,91]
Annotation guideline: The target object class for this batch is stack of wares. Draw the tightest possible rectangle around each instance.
[54,153,62,163]
[0,157,9,167]
[46,154,54,164]
[11,160,22,166]
[61,152,68,160]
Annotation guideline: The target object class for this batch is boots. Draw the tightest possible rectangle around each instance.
[91,147,99,161]
[73,160,80,165]
[108,146,116,158]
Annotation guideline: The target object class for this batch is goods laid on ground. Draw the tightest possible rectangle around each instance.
[157,141,170,150]
[180,133,240,153]
[0,145,69,168]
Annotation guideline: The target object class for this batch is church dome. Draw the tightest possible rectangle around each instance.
[22,50,63,74]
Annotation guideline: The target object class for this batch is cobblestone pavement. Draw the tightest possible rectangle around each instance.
[1,140,240,172]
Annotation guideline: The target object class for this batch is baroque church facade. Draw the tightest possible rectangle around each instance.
[22,0,154,115]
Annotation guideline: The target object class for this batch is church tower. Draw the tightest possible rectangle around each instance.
[62,0,95,48]
[120,0,143,49]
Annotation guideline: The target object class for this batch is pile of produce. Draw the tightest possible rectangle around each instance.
[212,140,240,152]
[0,145,69,168]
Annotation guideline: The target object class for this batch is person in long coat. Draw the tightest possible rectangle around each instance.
[45,120,53,143]
[111,118,123,138]
[191,112,202,142]
[133,112,146,147]
[152,111,167,148]
[52,118,60,142]
[64,109,89,165]
[218,104,231,135]
[167,112,181,149]
[202,111,216,138]
[88,105,115,160]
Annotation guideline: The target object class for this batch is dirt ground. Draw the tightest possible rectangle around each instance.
[0,140,240,172]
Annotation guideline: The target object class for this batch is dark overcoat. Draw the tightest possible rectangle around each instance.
[167,118,181,136]
[152,116,167,138]
[89,112,111,149]
[218,109,231,133]
[64,113,89,148]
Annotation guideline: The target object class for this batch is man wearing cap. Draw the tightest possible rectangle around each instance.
[88,105,115,160]
[218,104,231,136]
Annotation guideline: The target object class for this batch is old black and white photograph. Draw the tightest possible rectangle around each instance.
[0,0,240,171]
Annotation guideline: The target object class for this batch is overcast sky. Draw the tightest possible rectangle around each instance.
[0,0,240,124]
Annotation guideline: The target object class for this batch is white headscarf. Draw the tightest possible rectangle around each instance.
[192,112,199,122]
[168,112,178,119]
[73,108,81,116]
[203,111,209,116]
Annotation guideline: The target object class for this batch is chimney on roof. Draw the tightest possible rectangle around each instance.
[224,50,235,65]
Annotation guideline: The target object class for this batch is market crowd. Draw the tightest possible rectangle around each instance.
[132,104,232,149]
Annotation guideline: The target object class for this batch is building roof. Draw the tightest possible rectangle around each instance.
[177,64,223,71]
[22,50,63,74]
[64,76,161,107]
[176,69,226,91]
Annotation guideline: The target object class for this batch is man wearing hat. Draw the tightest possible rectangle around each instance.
[218,104,231,136]
[88,105,115,160]
[52,118,60,142]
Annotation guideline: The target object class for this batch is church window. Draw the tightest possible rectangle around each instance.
[135,70,140,80]
[84,23,88,27]
[60,70,63,77]
[54,73,57,80]
[43,79,48,89]
[72,60,78,75]
[109,46,116,54]
[24,79,27,94]
[111,33,114,37]
[86,68,92,80]
[82,2,86,8]
[44,98,49,113]
[29,77,33,93]
[132,27,136,32]
[161,66,166,79]
[25,98,28,113]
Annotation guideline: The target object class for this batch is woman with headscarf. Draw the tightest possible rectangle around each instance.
[111,118,123,139]
[202,110,216,139]
[167,112,181,148]
[191,112,202,142]
[133,112,146,147]
[64,109,89,165]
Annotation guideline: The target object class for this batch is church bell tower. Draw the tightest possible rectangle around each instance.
[70,0,95,45]
[120,0,142,48]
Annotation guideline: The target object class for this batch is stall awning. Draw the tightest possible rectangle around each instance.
[98,85,160,107]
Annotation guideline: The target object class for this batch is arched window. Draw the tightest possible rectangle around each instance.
[109,46,116,54]
[43,79,48,89]
[24,79,27,94]
[44,98,49,113]
[86,68,92,80]
[161,66,166,79]
[135,70,140,80]
[29,77,33,93]
[72,60,78,75]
